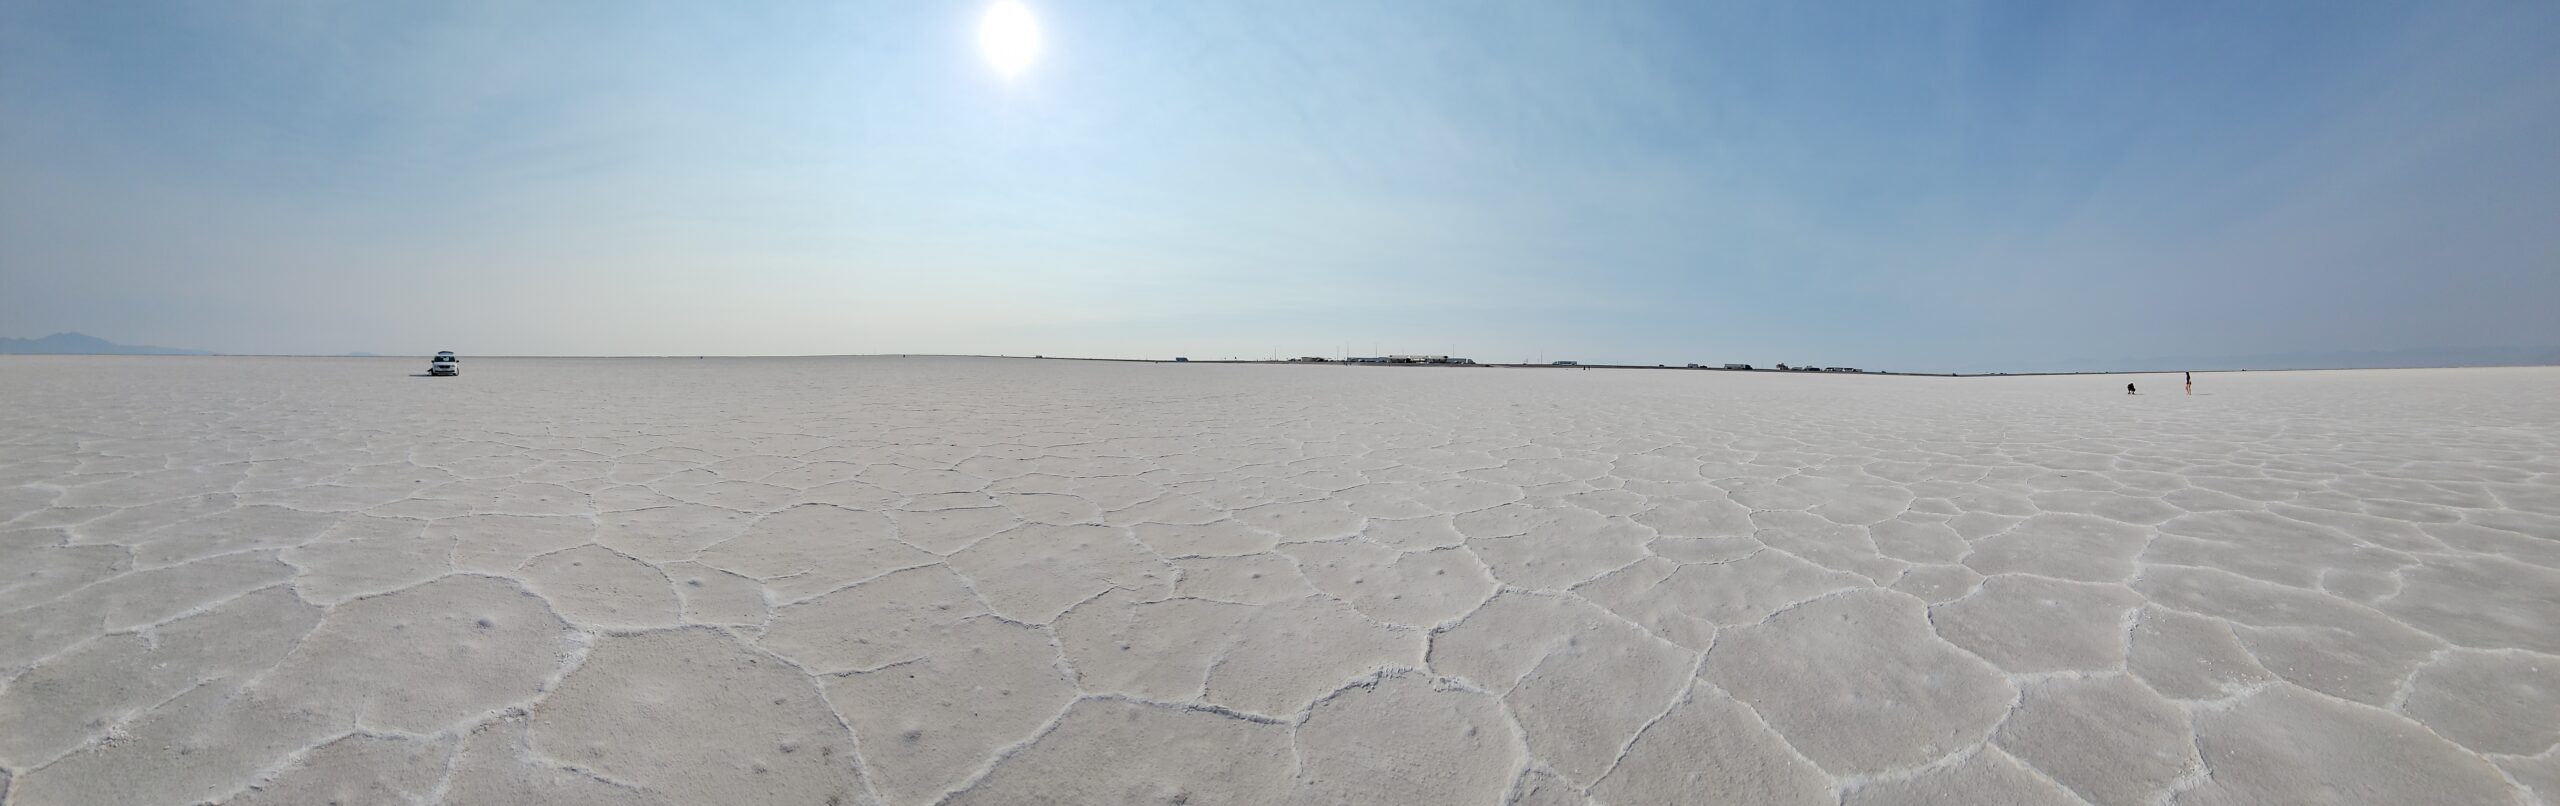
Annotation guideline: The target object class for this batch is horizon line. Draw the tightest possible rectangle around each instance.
[9,351,2558,378]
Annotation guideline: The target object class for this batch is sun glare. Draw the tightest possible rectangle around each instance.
[979,1,1041,78]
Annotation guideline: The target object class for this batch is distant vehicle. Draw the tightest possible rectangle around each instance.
[428,351,459,376]
[1552,361,1578,366]
[1173,356,1189,362]
[1724,363,1752,370]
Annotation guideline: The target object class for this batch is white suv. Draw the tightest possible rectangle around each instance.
[429,351,460,376]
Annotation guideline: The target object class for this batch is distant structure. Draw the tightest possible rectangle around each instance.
[1292,356,1331,363]
[1345,355,1478,365]
[1551,361,1578,366]
[1173,357,1189,362]
[1725,363,1752,370]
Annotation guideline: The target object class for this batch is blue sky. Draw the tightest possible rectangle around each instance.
[4,1,2556,370]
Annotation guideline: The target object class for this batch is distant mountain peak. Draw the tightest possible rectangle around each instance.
[0,331,216,355]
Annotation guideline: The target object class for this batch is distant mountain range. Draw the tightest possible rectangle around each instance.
[6,331,2553,371]
[0,332,216,355]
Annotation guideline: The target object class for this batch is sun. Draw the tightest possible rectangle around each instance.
[979,1,1041,78]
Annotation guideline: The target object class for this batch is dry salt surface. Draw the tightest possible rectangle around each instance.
[2,356,2557,806]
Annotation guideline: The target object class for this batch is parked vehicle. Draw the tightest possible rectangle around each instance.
[428,351,460,376]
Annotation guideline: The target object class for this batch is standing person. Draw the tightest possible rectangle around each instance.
[2127,382,2137,395]
[2185,371,2193,395]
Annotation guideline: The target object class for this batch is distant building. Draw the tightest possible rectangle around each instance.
[1724,363,1752,370]
[1552,361,1578,366]
[1292,356,1331,363]
[1344,356,1467,365]
[1374,355,1476,365]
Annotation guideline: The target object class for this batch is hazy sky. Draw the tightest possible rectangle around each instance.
[5,1,2556,370]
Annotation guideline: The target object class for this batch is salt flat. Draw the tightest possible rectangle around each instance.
[2,355,2557,805]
